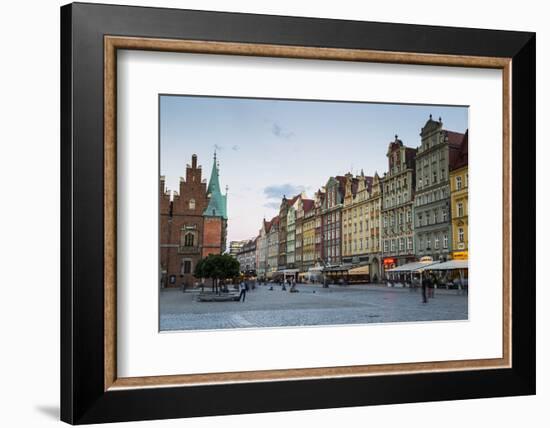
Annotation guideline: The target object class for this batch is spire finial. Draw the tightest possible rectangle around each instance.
[429,114,433,120]
[395,134,398,140]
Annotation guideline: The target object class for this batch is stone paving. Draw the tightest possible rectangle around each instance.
[160,283,468,331]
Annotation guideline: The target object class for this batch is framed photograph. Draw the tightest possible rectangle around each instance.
[61,2,535,424]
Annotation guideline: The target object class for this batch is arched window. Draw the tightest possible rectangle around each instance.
[184,232,194,247]
[189,198,196,210]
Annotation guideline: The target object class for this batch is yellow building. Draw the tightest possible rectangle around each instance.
[342,171,382,280]
[302,203,316,271]
[450,131,468,259]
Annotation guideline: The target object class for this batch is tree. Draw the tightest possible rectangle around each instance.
[194,254,240,293]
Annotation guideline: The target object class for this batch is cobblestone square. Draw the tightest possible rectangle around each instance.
[160,283,468,331]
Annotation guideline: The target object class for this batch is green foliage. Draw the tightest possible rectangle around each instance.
[194,253,240,280]
[194,258,206,279]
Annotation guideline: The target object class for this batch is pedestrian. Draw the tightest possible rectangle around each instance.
[421,274,430,303]
[238,280,247,302]
[428,273,436,298]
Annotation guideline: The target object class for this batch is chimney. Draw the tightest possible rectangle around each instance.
[191,154,197,169]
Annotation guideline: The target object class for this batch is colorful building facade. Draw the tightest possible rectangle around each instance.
[321,176,346,266]
[266,216,280,278]
[450,130,469,260]
[381,136,417,274]
[301,200,316,272]
[414,116,463,262]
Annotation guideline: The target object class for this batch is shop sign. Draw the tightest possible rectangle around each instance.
[452,251,468,260]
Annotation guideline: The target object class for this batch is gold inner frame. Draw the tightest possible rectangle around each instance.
[104,35,512,391]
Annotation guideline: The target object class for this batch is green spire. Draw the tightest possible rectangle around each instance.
[203,151,228,219]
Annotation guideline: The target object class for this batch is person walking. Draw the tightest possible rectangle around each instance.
[238,280,247,302]
[428,273,436,299]
[421,274,430,303]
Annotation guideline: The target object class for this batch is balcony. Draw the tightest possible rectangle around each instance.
[178,246,200,255]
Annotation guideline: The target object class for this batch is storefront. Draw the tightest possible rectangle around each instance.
[347,265,370,284]
[452,251,468,260]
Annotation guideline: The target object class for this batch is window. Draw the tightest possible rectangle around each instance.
[426,236,431,250]
[458,227,464,243]
[432,170,437,184]
[184,232,194,247]
[443,234,449,248]
[442,208,448,222]
[407,237,413,250]
[456,176,462,190]
[434,235,439,249]
[384,240,389,252]
[406,210,412,223]
[433,209,438,224]
[399,238,404,251]
[182,260,192,274]
[399,212,403,225]
[188,198,196,210]
[390,239,395,252]
[457,202,464,217]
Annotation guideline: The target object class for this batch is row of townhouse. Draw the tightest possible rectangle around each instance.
[237,115,469,281]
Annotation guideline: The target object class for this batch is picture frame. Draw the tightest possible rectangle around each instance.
[61,2,535,424]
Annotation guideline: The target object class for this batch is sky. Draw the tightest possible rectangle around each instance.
[160,95,468,246]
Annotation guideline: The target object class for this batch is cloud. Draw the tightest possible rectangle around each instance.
[214,144,224,151]
[271,122,294,139]
[263,201,282,210]
[232,145,239,151]
[264,183,305,200]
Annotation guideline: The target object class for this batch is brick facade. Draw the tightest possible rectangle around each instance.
[160,154,227,288]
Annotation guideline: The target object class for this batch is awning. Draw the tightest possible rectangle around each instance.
[348,265,370,275]
[322,265,352,273]
[386,261,439,273]
[274,269,299,276]
[428,260,468,270]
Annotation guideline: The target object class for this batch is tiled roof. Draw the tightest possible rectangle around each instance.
[451,130,469,171]
[444,130,465,149]
[364,176,374,193]
[302,199,314,212]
